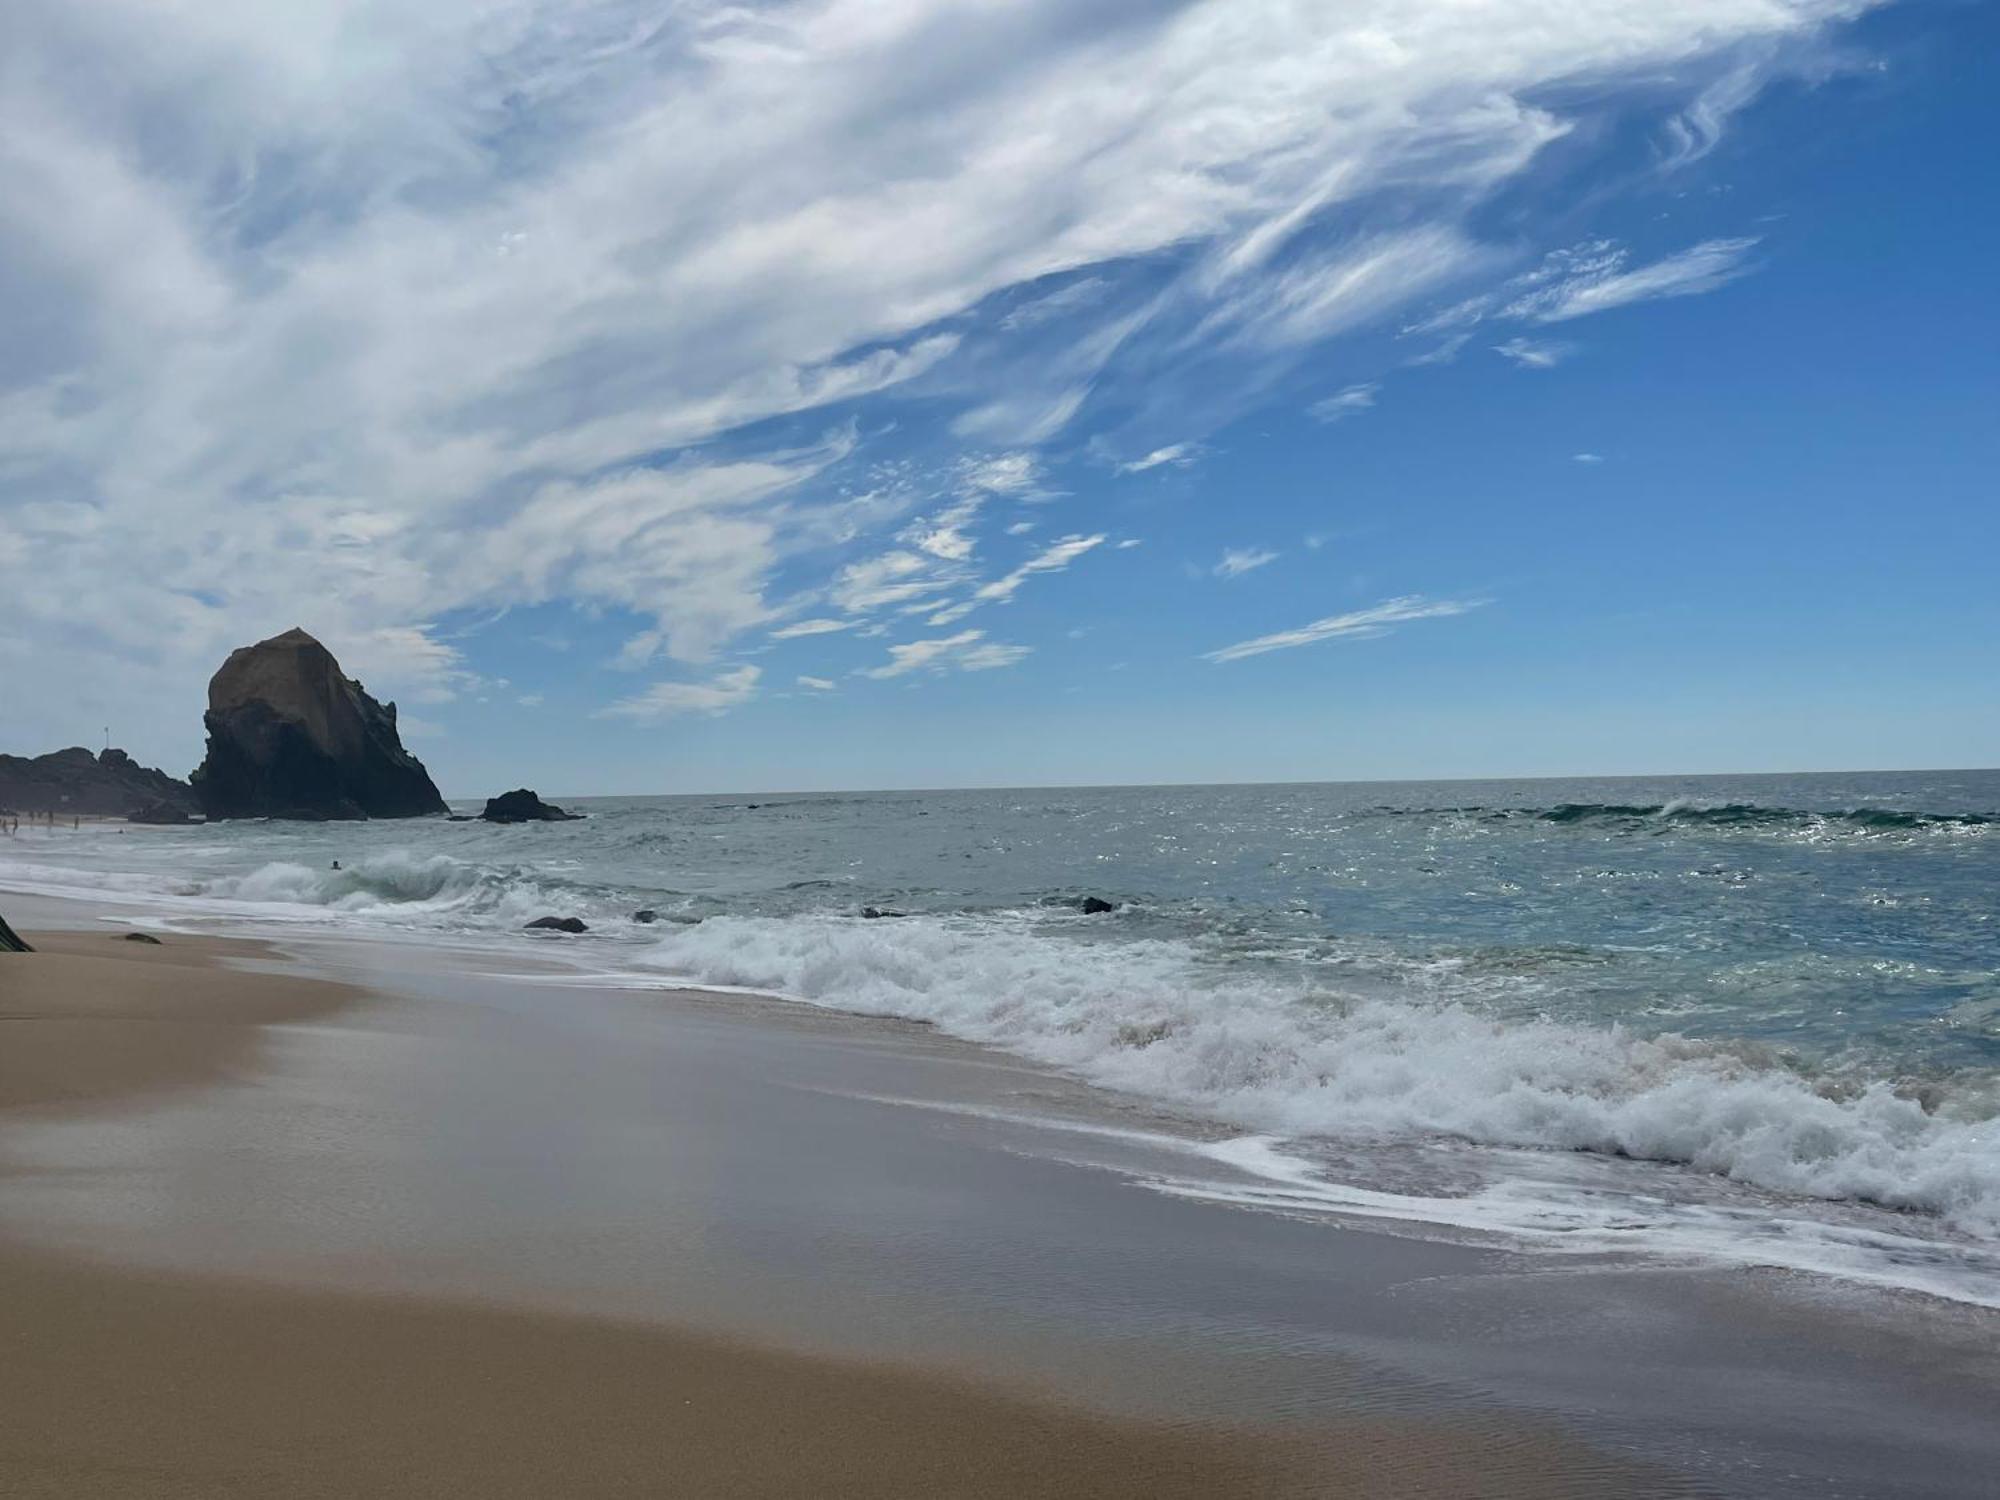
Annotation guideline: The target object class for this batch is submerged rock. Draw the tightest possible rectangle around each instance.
[129,799,195,825]
[525,916,588,933]
[191,628,447,821]
[861,906,908,920]
[122,932,163,944]
[1079,896,1118,915]
[482,788,582,823]
[632,909,659,924]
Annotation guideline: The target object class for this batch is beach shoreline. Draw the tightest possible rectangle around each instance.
[3,889,1998,1496]
[0,912,1683,1498]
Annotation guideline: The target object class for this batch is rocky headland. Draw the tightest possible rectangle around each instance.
[0,747,198,820]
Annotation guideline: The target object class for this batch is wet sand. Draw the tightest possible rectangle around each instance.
[0,931,348,1111]
[0,922,1666,1498]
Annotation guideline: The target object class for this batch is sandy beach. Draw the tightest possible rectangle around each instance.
[0,917,1670,1499]
[3,898,1996,1497]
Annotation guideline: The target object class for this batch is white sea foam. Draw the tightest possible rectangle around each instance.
[622,913,2000,1241]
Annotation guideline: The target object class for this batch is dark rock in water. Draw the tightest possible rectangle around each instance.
[525,916,588,933]
[632,909,659,924]
[0,910,31,953]
[482,788,582,823]
[129,799,194,825]
[446,814,474,822]
[861,906,908,920]
[191,628,447,821]
[0,746,197,819]
[1079,896,1117,915]
[122,932,163,944]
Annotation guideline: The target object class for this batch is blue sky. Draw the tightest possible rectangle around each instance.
[3,0,1994,794]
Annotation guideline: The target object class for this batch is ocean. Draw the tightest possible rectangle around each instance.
[6,768,1997,1304]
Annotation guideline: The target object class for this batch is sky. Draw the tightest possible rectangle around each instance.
[2,0,1994,795]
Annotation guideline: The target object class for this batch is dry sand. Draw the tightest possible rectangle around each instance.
[0,930,1657,1498]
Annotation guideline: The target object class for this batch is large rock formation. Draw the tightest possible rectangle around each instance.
[0,746,197,819]
[190,628,447,821]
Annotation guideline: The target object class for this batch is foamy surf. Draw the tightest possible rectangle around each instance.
[619,913,2000,1235]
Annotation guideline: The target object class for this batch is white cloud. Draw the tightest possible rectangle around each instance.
[902,496,983,562]
[973,534,1107,606]
[1204,595,1484,662]
[1118,443,1199,474]
[1504,238,1761,323]
[1218,229,1484,353]
[1405,331,1473,366]
[599,665,762,722]
[516,693,544,707]
[1309,383,1379,422]
[796,675,836,691]
[958,454,1045,497]
[1215,547,1279,578]
[1573,451,1606,464]
[0,0,1866,761]
[1115,538,1143,550]
[1493,337,1576,369]
[1662,64,1770,170]
[861,630,1030,679]
[769,617,854,639]
[831,550,963,613]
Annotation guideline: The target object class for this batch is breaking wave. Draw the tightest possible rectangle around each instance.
[1532,801,1991,832]
[621,912,2000,1238]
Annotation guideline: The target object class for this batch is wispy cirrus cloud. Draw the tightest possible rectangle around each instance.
[1493,337,1576,369]
[1408,235,1765,355]
[1204,595,1485,662]
[600,665,762,721]
[1309,383,1379,422]
[928,532,1109,625]
[1503,238,1761,323]
[1214,547,1280,579]
[861,630,1031,679]
[1117,443,1200,474]
[975,534,1107,606]
[769,618,855,640]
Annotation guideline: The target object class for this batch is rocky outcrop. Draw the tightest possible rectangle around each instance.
[0,911,31,953]
[129,799,195,825]
[525,916,588,933]
[0,746,197,819]
[481,788,582,823]
[190,629,447,821]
